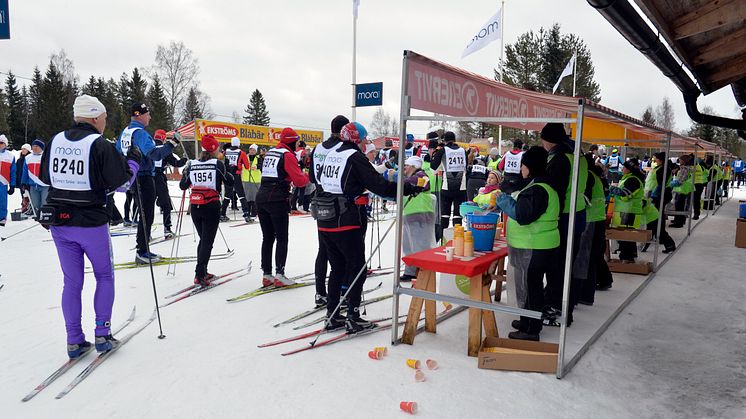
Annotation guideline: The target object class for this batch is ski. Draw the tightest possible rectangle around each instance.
[163,264,253,299]
[228,219,258,228]
[260,314,405,348]
[55,309,157,399]
[128,233,194,250]
[21,306,137,402]
[86,250,235,273]
[292,294,393,330]
[225,280,314,303]
[282,266,394,285]
[273,282,383,327]
[160,264,253,308]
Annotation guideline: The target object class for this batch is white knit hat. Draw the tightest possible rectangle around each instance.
[21,144,31,152]
[249,144,258,151]
[0,134,8,145]
[363,143,377,154]
[73,95,106,118]
[231,136,240,147]
[405,155,423,169]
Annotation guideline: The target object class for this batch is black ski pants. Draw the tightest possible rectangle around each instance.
[580,220,612,302]
[672,193,690,226]
[320,228,366,319]
[134,176,156,254]
[154,171,172,229]
[693,183,705,217]
[124,187,138,221]
[191,201,220,278]
[257,200,290,275]
[545,211,585,322]
[221,173,248,216]
[439,189,466,233]
[314,230,328,296]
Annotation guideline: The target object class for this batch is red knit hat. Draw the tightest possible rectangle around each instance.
[154,129,167,140]
[202,134,219,153]
[279,127,299,144]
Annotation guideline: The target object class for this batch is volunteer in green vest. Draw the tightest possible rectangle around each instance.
[642,152,676,253]
[712,159,724,206]
[241,144,263,221]
[421,134,442,242]
[609,158,645,262]
[495,146,559,342]
[579,153,613,303]
[692,156,708,219]
[703,155,718,210]
[722,161,731,198]
[386,155,435,282]
[670,154,693,228]
[487,148,500,170]
[540,123,588,327]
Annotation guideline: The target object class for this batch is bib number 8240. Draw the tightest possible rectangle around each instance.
[52,158,85,176]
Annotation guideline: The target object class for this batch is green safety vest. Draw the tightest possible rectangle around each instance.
[644,165,672,195]
[714,165,723,181]
[672,169,693,195]
[549,152,588,214]
[507,182,560,250]
[641,197,659,225]
[611,172,643,229]
[422,160,440,193]
[241,155,263,183]
[694,163,707,184]
[487,159,499,170]
[586,171,606,223]
[403,170,434,217]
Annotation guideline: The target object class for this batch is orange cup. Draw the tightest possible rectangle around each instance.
[414,369,426,382]
[368,350,381,360]
[374,346,388,356]
[400,401,418,414]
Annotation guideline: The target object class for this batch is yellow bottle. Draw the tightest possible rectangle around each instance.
[489,192,497,208]
[464,232,474,257]
[454,227,464,257]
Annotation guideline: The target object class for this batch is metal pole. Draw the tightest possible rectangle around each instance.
[572,49,577,97]
[557,99,585,378]
[687,143,695,236]
[497,1,505,155]
[652,133,671,271]
[391,52,410,345]
[351,4,357,121]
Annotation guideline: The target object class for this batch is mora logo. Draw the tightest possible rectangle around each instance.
[205,124,238,138]
[462,81,479,116]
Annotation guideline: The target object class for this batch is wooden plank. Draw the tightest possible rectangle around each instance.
[672,0,746,40]
[424,270,437,333]
[481,278,499,338]
[468,275,483,357]
[693,25,746,65]
[703,53,746,87]
[400,270,433,345]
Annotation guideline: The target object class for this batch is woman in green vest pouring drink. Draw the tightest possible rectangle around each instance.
[494,146,560,342]
[609,158,645,262]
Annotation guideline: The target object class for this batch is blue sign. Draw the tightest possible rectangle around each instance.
[355,82,383,107]
[0,0,9,40]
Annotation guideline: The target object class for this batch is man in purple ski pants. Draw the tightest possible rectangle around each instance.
[40,94,140,358]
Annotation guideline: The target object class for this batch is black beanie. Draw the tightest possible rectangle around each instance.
[426,131,439,140]
[521,146,548,177]
[331,115,349,134]
[443,131,456,142]
[623,158,639,172]
[540,123,569,144]
[654,151,666,161]
[428,139,439,149]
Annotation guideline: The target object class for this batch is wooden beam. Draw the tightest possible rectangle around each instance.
[693,26,746,65]
[703,53,746,88]
[673,0,746,40]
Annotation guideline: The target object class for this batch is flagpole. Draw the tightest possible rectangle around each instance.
[572,49,577,97]
[497,0,505,156]
[352,1,358,121]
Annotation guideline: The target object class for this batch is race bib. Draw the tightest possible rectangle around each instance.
[444,147,466,173]
[504,152,523,174]
[119,127,139,155]
[226,149,240,166]
[189,159,218,190]
[48,133,97,191]
[609,157,619,169]
[320,149,356,194]
[262,154,282,179]
[472,164,488,174]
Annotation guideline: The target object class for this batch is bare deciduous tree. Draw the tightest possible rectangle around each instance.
[154,41,200,127]
[50,49,78,86]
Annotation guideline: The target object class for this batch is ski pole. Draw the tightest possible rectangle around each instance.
[134,178,166,339]
[217,224,232,253]
[311,196,414,347]
[376,198,382,269]
[1,223,40,241]
[167,189,187,276]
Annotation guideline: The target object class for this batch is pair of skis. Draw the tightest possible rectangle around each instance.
[22,306,156,401]
[291,294,393,330]
[84,249,235,273]
[272,282,384,327]
[159,263,253,308]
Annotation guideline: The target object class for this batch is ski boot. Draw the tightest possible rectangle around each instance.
[399,274,415,283]
[262,274,274,287]
[274,274,296,287]
[324,314,346,331]
[136,251,162,264]
[243,212,254,223]
[508,330,539,341]
[94,334,120,353]
[164,227,175,239]
[315,293,328,308]
[67,341,93,359]
[345,316,376,334]
[219,215,230,222]
[123,219,133,227]
[194,273,215,287]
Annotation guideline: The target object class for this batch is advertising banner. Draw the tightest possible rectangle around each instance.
[194,119,323,147]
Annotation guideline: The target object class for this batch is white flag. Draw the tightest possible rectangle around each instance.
[461,6,503,59]
[552,53,577,94]
[353,0,360,18]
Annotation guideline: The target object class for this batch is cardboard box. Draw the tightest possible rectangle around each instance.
[477,336,559,373]
[606,228,653,242]
[608,259,653,275]
[736,218,746,249]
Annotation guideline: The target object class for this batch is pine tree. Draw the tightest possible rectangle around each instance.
[82,75,97,95]
[500,30,542,90]
[181,87,203,125]
[127,68,148,105]
[27,67,43,141]
[5,71,26,147]
[243,89,270,126]
[36,62,72,140]
[0,86,9,135]
[642,106,656,125]
[147,74,172,132]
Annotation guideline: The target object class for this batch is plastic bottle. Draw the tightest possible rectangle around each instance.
[454,226,464,257]
[464,232,474,257]
[489,192,497,208]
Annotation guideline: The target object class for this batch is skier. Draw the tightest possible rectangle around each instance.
[179,134,231,286]
[495,146,560,341]
[0,134,16,226]
[221,136,252,223]
[313,121,423,333]
[256,127,309,287]
[402,134,420,159]
[153,129,187,238]
[16,144,31,215]
[116,103,180,264]
[309,115,347,307]
[21,139,50,218]
[290,141,309,212]
[429,131,467,237]
[39,94,140,356]
[497,139,525,194]
[602,148,623,184]
[241,144,262,220]
[733,156,744,188]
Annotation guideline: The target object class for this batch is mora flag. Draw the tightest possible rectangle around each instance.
[552,52,577,94]
[461,6,503,58]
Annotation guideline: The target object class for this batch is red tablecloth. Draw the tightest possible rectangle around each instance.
[402,238,508,277]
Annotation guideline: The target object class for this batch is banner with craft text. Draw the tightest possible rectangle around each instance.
[194,119,323,147]
[405,51,570,131]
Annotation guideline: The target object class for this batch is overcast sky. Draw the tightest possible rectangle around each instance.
[1,0,741,138]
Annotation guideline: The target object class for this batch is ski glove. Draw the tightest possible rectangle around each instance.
[167,132,182,147]
[127,145,143,165]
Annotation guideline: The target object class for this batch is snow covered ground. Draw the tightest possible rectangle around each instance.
[1,183,744,418]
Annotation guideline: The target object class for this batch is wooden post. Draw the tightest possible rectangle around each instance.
[400,269,433,345]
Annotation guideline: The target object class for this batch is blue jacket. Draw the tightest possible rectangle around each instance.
[116,121,174,176]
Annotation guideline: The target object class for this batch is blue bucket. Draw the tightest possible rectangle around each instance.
[739,202,746,219]
[469,212,499,251]
[459,202,482,230]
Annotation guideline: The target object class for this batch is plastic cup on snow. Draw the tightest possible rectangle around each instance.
[414,369,426,382]
[444,247,454,261]
[426,359,439,370]
[374,346,387,357]
[368,350,381,360]
[406,359,421,369]
[400,401,418,414]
